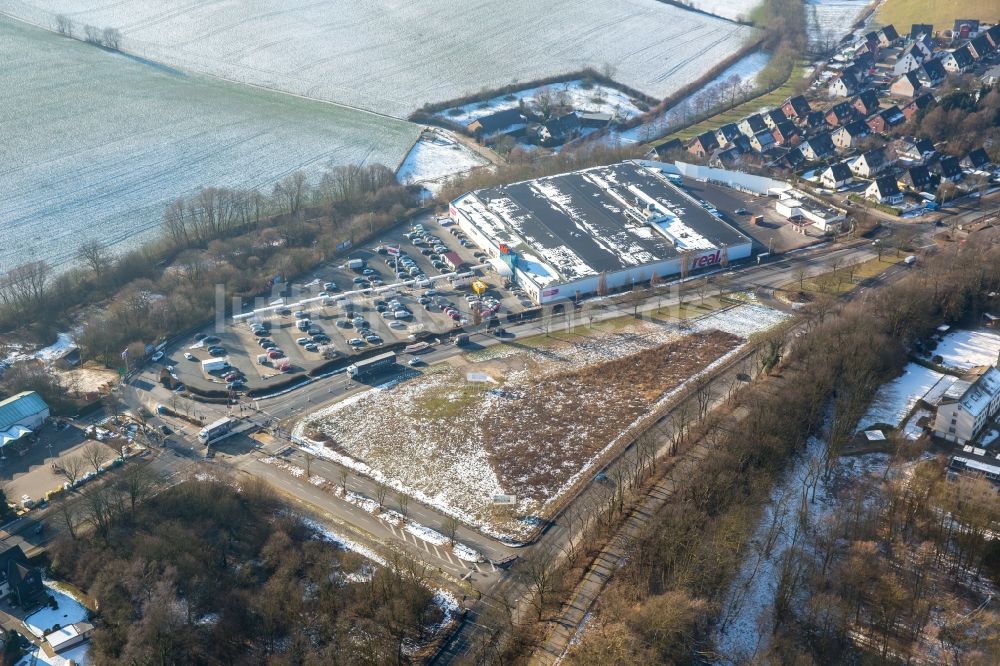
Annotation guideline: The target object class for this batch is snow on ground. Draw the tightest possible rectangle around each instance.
[982,429,1000,447]
[396,131,488,192]
[24,581,90,639]
[682,0,761,22]
[692,304,789,338]
[903,408,932,441]
[16,642,90,666]
[436,80,647,126]
[929,328,1000,372]
[856,363,945,431]
[1,333,74,368]
[806,0,871,48]
[301,516,389,567]
[0,17,418,274]
[1,0,756,119]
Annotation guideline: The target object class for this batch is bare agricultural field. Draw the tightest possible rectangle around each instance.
[2,0,757,118]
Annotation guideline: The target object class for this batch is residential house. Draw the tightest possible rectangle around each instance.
[467,108,528,140]
[852,89,882,117]
[730,134,752,154]
[968,34,994,60]
[781,95,812,120]
[933,366,1000,445]
[762,108,788,130]
[687,130,720,158]
[578,112,613,128]
[832,120,870,150]
[644,138,683,160]
[0,544,44,607]
[826,101,858,127]
[820,162,853,189]
[878,24,900,46]
[803,110,827,129]
[854,51,877,72]
[851,147,889,177]
[901,92,934,121]
[867,105,904,133]
[738,114,768,137]
[865,175,904,204]
[829,73,857,98]
[983,64,1000,87]
[962,148,993,171]
[910,23,934,41]
[714,123,742,147]
[941,46,974,73]
[750,130,776,153]
[895,136,936,162]
[918,57,947,86]
[783,147,807,169]
[953,19,980,39]
[899,165,938,191]
[799,132,835,161]
[937,154,963,182]
[710,147,744,167]
[890,71,923,97]
[771,121,800,146]
[893,44,923,76]
[913,35,935,60]
[986,24,1000,50]
[537,112,580,146]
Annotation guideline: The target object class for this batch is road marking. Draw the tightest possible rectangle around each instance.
[445,551,455,565]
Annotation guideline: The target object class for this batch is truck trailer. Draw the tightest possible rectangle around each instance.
[198,417,237,444]
[347,352,396,378]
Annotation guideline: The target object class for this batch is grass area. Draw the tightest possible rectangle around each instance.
[784,256,903,296]
[415,383,492,419]
[876,0,1000,32]
[658,59,812,144]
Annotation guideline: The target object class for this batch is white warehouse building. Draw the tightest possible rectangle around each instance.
[449,162,752,304]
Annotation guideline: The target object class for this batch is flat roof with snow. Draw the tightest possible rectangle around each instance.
[452,162,749,285]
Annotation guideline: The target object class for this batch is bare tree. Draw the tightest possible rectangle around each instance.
[374,480,388,511]
[396,492,410,518]
[339,468,349,494]
[522,553,558,620]
[81,442,106,475]
[441,515,460,546]
[55,15,73,37]
[57,499,77,540]
[118,463,155,516]
[77,239,112,280]
[55,455,87,488]
[83,24,101,44]
[102,27,122,50]
[303,451,314,479]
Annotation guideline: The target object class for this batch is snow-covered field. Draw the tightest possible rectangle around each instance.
[294,304,787,539]
[396,131,488,193]
[806,0,871,49]
[855,363,945,431]
[436,81,648,125]
[929,328,1000,372]
[1,0,756,118]
[0,17,418,274]
[24,580,90,638]
[681,0,761,22]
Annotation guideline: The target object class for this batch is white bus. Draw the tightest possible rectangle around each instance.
[198,417,237,445]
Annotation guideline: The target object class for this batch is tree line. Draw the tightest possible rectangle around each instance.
[561,235,1000,664]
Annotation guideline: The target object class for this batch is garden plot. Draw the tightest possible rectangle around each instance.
[928,328,1000,372]
[24,580,90,638]
[436,80,648,126]
[2,0,756,118]
[0,17,418,274]
[856,363,945,431]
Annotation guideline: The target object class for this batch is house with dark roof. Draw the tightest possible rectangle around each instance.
[714,123,742,147]
[738,114,768,137]
[782,95,812,120]
[890,71,923,98]
[829,72,857,98]
[910,23,934,40]
[826,101,858,127]
[750,130,776,153]
[467,108,528,140]
[899,165,937,191]
[867,106,905,133]
[537,112,580,146]
[852,89,882,117]
[896,137,937,162]
[851,147,890,177]
[986,25,1000,50]
[893,45,923,76]
[782,147,807,169]
[968,34,994,60]
[962,148,993,171]
[854,51,877,72]
[918,57,947,86]
[771,121,800,146]
[941,45,974,72]
[0,544,43,608]
[799,132,835,161]
[878,24,900,46]
[803,110,827,129]
[866,175,904,204]
[832,120,870,150]
[953,19,980,38]
[820,162,853,189]
[901,92,934,121]
[687,130,720,158]
[937,155,963,182]
[762,108,788,130]
[644,138,684,161]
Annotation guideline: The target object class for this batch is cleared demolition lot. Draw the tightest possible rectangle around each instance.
[293,303,789,540]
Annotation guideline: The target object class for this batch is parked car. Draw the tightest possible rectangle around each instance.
[203,335,220,344]
[389,320,407,329]
[296,337,309,345]
[208,347,226,357]
[224,372,240,382]
[323,282,337,291]
[160,425,172,435]
[194,333,206,340]
[294,311,307,318]
[365,334,383,344]
[184,352,195,361]
[408,358,424,367]
[348,338,365,347]
[735,208,748,215]
[267,350,284,359]
[312,334,330,343]
[277,308,292,315]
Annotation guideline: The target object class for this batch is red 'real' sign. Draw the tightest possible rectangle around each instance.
[543,288,560,297]
[691,249,722,268]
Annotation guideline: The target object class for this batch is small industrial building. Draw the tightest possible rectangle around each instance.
[775,190,846,232]
[449,162,752,304]
[0,391,49,450]
[933,366,1000,445]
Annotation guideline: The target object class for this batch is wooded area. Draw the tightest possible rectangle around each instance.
[561,235,1000,664]
[49,473,441,664]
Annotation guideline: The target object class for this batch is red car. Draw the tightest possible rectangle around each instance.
[267,349,284,359]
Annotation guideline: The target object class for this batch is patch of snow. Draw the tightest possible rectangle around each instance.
[25,581,89,639]
[903,408,931,441]
[856,363,945,431]
[300,516,388,567]
[16,642,90,666]
[692,304,789,339]
[928,328,1000,372]
[397,131,488,191]
[682,0,761,22]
